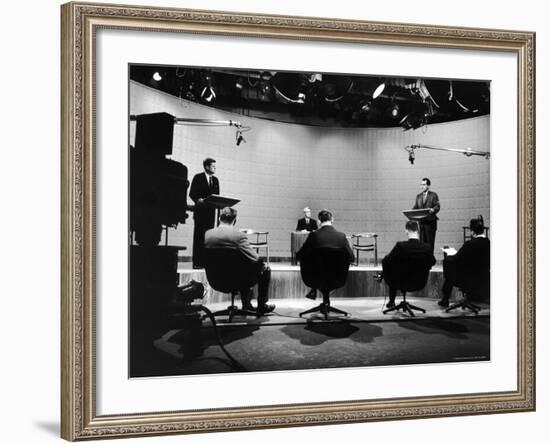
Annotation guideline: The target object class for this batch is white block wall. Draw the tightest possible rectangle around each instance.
[130,81,490,260]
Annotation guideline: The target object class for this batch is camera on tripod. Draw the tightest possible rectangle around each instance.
[130,112,190,246]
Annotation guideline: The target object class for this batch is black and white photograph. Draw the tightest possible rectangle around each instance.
[128,64,491,378]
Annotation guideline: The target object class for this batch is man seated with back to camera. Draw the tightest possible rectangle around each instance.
[297,209,355,300]
[381,220,436,308]
[204,207,275,315]
[438,217,490,308]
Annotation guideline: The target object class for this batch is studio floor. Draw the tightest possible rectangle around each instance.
[131,297,490,378]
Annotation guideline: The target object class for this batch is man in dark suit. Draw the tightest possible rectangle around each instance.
[382,220,436,308]
[412,177,440,254]
[297,209,354,300]
[438,217,490,307]
[204,207,275,315]
[189,158,220,269]
[296,206,318,232]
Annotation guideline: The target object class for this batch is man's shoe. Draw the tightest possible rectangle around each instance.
[257,304,275,315]
[438,299,449,308]
[192,265,204,270]
[305,289,317,300]
[241,304,255,311]
[386,301,396,309]
[373,272,383,282]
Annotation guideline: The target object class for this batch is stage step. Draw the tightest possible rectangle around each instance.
[178,265,449,305]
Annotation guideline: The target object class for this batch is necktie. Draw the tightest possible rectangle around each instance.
[422,192,427,205]
[209,176,213,189]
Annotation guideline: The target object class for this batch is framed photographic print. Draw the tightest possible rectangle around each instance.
[61,1,535,440]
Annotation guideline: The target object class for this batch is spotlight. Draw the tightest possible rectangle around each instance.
[152,71,162,81]
[260,71,273,82]
[200,86,216,103]
[260,82,271,98]
[185,84,196,101]
[360,101,372,113]
[297,92,306,104]
[373,82,385,99]
[391,103,400,118]
[235,78,244,90]
[200,74,216,103]
[308,73,323,83]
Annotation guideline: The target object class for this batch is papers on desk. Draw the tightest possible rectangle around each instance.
[441,247,457,256]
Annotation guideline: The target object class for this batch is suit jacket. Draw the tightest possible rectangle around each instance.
[297,225,354,263]
[205,225,260,264]
[446,236,490,290]
[189,172,220,220]
[296,217,318,232]
[413,190,440,221]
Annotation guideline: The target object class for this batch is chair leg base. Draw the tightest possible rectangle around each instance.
[299,303,349,320]
[383,301,426,317]
[445,300,481,315]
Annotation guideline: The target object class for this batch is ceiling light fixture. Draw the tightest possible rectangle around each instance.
[200,86,216,102]
[152,71,162,81]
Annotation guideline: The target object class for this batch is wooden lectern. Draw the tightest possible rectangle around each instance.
[403,208,432,221]
[203,194,241,226]
[202,194,240,209]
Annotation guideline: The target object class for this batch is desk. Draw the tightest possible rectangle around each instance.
[291,231,310,265]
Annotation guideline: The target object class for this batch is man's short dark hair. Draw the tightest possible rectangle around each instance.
[219,207,237,223]
[405,220,419,232]
[422,177,431,186]
[203,157,216,169]
[469,217,485,235]
[318,209,333,223]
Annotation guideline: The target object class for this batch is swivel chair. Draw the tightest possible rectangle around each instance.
[446,273,489,315]
[299,247,351,320]
[204,248,261,322]
[445,239,490,315]
[383,254,432,317]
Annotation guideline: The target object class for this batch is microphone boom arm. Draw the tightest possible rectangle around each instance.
[405,144,490,159]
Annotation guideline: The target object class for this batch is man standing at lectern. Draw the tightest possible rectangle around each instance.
[190,158,220,269]
[412,177,440,254]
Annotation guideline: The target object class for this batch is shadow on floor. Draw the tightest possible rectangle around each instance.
[280,320,383,346]
[397,316,489,340]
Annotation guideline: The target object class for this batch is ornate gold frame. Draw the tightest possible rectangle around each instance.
[61,1,536,440]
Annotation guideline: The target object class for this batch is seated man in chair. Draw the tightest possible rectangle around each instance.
[204,207,275,315]
[382,220,436,309]
[296,206,318,232]
[297,209,355,300]
[438,217,490,308]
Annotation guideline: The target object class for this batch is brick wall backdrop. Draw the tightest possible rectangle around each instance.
[130,81,490,261]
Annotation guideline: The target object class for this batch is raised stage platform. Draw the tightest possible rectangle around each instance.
[178,263,457,305]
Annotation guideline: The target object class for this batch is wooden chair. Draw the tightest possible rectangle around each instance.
[351,233,378,266]
[241,229,269,264]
